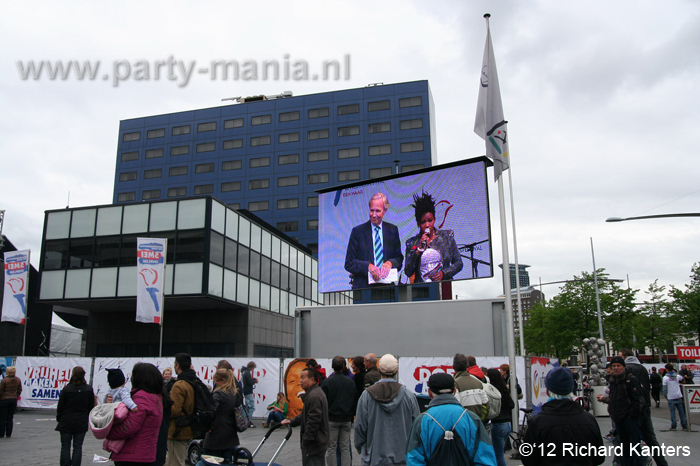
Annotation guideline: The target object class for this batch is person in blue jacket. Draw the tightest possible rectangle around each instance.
[406,373,497,466]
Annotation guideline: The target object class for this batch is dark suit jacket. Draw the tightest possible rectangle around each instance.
[344,220,403,289]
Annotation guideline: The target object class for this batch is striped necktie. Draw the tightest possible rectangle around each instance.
[374,225,383,266]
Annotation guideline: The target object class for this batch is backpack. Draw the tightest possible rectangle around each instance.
[482,376,502,420]
[175,378,217,438]
[424,409,477,466]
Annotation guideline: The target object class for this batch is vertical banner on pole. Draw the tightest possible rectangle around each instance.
[136,238,166,324]
[2,250,30,325]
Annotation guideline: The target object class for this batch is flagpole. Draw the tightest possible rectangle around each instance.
[507,168,526,356]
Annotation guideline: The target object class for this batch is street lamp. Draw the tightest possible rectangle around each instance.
[606,213,700,222]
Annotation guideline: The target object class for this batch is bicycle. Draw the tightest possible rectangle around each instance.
[574,382,594,412]
[508,407,533,460]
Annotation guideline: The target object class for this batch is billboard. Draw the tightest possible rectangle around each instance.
[318,158,492,293]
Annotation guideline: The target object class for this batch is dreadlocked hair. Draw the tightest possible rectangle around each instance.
[411,191,436,225]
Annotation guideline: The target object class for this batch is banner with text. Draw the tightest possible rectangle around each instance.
[136,238,166,324]
[2,250,30,325]
[15,357,93,408]
[530,356,555,414]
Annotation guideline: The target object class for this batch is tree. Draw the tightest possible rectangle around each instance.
[634,280,679,360]
[669,262,700,343]
[523,269,638,358]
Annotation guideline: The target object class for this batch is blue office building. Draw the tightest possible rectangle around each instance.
[113,80,436,253]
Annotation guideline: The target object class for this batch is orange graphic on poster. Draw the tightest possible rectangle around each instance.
[284,358,310,419]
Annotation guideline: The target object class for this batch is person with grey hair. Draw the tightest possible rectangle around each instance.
[355,354,419,466]
[523,367,604,466]
[363,353,380,389]
[345,192,403,289]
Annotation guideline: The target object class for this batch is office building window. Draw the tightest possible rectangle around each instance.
[147,128,165,139]
[368,122,391,133]
[338,147,360,159]
[369,144,391,156]
[121,151,138,162]
[221,181,241,192]
[118,192,135,202]
[196,142,216,153]
[195,163,215,174]
[401,164,425,173]
[142,189,160,200]
[400,141,424,153]
[251,115,271,126]
[308,107,329,119]
[399,96,422,108]
[172,125,190,135]
[198,122,216,132]
[123,132,140,142]
[279,111,300,122]
[338,125,360,137]
[400,118,423,130]
[307,196,318,207]
[337,103,359,115]
[308,150,329,162]
[278,176,299,187]
[223,139,243,150]
[249,201,269,212]
[224,118,243,129]
[277,221,298,232]
[278,154,299,165]
[222,160,242,171]
[338,170,360,182]
[145,148,163,159]
[279,132,300,143]
[144,168,162,179]
[171,145,189,156]
[308,173,329,184]
[194,184,213,195]
[249,179,270,190]
[250,135,271,146]
[368,100,390,112]
[307,219,318,230]
[250,157,270,168]
[119,172,137,182]
[227,203,240,209]
[307,129,329,140]
[369,167,392,179]
[277,198,299,209]
[168,187,186,197]
[169,166,188,176]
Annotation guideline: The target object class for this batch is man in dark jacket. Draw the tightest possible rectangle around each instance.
[322,356,357,466]
[282,367,329,466]
[363,353,380,389]
[619,349,668,466]
[523,367,604,466]
[650,367,662,408]
[241,361,258,428]
[606,356,646,466]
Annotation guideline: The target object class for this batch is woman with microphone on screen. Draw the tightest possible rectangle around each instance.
[404,191,463,283]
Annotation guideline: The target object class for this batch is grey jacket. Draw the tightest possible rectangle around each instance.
[355,379,420,465]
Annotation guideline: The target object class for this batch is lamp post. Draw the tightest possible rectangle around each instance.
[606,213,700,222]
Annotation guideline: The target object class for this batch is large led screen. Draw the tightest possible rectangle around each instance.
[318,158,492,292]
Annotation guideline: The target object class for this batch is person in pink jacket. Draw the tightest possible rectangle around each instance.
[107,363,164,465]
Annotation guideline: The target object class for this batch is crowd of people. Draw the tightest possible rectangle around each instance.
[0,351,695,465]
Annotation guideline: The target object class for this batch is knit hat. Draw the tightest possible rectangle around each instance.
[545,367,574,396]
[428,373,454,394]
[610,356,626,367]
[378,354,399,376]
[107,368,126,389]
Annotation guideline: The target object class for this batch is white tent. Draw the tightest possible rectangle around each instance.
[50,312,83,356]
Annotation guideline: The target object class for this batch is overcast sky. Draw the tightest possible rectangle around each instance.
[2,0,698,304]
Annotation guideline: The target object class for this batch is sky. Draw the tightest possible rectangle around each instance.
[2,0,699,304]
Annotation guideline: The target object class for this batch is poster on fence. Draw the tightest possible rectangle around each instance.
[93,357,169,402]
[15,357,93,408]
[530,356,554,414]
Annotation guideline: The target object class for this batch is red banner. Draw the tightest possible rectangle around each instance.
[677,346,700,359]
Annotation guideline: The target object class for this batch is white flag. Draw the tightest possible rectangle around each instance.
[2,250,30,325]
[474,17,510,181]
[136,238,167,324]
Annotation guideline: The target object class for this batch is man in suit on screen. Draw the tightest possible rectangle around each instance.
[344,192,403,289]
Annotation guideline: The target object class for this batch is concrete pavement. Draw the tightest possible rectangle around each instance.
[1,400,698,465]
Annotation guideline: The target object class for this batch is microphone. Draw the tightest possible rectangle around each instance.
[419,228,430,250]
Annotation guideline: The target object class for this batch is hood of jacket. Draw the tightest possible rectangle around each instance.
[366,380,407,412]
[467,365,485,380]
[666,371,678,380]
[541,398,584,416]
[176,368,197,382]
[624,356,642,365]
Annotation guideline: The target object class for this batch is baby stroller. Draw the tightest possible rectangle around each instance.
[193,423,293,466]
